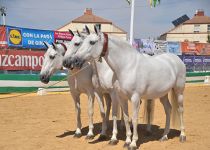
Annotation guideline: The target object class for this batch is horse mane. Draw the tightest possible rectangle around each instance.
[108,35,131,48]
[108,35,139,54]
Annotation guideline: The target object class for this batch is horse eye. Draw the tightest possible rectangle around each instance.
[90,41,96,45]
[74,43,80,46]
[49,55,55,59]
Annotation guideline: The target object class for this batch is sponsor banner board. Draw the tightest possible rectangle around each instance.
[0,26,8,48]
[194,56,203,65]
[133,39,155,55]
[0,50,44,70]
[7,26,54,49]
[203,56,210,64]
[182,55,194,66]
[54,31,73,43]
[181,42,210,55]
[167,42,181,55]
[154,40,167,54]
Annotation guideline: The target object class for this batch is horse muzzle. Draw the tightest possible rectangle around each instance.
[63,58,73,69]
[40,74,50,84]
[72,57,85,69]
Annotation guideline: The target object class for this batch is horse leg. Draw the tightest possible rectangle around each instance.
[94,91,108,140]
[145,99,153,135]
[72,93,82,138]
[86,91,95,139]
[176,92,186,142]
[103,93,112,125]
[120,106,125,130]
[108,90,119,145]
[129,93,140,150]
[159,95,172,141]
[119,98,132,148]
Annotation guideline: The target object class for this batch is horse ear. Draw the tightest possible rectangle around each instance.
[68,29,74,36]
[52,42,57,50]
[43,41,49,48]
[77,30,81,37]
[94,25,98,35]
[85,25,90,35]
[94,25,101,36]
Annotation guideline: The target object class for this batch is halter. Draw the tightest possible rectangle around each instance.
[60,43,67,51]
[98,33,108,62]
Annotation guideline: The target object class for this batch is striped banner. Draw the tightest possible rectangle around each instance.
[186,72,210,83]
[0,74,68,93]
[0,72,209,93]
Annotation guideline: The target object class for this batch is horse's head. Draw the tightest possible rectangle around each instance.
[70,25,105,69]
[40,42,66,84]
[63,29,87,69]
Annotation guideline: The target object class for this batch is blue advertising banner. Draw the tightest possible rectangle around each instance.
[203,56,210,65]
[7,26,54,49]
[194,56,203,65]
[167,42,181,55]
[183,56,194,65]
[203,56,210,71]
[182,55,194,72]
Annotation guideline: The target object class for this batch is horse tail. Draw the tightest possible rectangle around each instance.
[143,99,155,125]
[170,89,180,129]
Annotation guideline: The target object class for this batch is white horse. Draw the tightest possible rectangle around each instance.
[40,40,110,140]
[69,28,186,150]
[63,27,158,145]
[63,30,123,144]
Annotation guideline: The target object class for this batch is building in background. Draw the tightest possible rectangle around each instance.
[160,9,210,43]
[57,8,127,40]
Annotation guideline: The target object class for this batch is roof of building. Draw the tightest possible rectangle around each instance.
[57,8,126,34]
[160,10,210,37]
[183,15,210,24]
[72,8,112,24]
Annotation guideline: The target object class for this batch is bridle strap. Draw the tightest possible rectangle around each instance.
[60,43,67,51]
[98,33,108,62]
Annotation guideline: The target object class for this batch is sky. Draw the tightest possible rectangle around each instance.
[0,0,210,39]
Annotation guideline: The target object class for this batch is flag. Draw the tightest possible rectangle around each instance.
[150,0,160,7]
[126,0,131,5]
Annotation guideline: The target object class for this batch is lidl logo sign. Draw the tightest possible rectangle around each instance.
[8,28,22,46]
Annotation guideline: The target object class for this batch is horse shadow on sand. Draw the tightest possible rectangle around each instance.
[56,120,180,148]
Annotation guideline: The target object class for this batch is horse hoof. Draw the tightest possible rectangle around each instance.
[98,134,108,141]
[180,135,186,142]
[85,135,94,140]
[108,140,118,145]
[123,142,130,148]
[159,135,168,142]
[73,133,82,138]
[128,146,137,150]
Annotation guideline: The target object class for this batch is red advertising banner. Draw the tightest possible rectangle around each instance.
[0,26,7,48]
[54,31,73,43]
[0,50,44,70]
[181,42,210,55]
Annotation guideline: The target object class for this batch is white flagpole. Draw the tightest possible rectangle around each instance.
[129,0,135,45]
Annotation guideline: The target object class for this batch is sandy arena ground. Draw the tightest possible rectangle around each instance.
[0,85,210,150]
